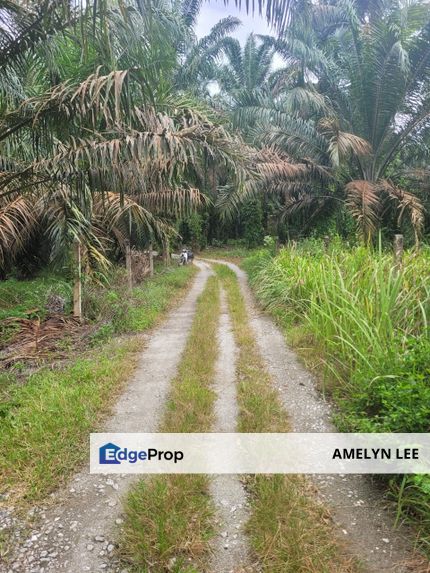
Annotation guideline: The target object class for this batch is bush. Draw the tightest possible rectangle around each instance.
[340,338,430,433]
[241,199,264,248]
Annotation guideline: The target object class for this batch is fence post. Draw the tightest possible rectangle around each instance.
[125,240,133,290]
[73,239,82,320]
[394,234,404,272]
[162,239,169,266]
[149,242,154,277]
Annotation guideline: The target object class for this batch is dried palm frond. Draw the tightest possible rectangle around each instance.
[345,180,381,242]
[0,194,37,265]
[380,180,424,244]
[318,118,371,167]
[141,186,205,215]
[254,147,331,182]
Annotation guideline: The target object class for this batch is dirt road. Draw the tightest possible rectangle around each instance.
[1,260,424,573]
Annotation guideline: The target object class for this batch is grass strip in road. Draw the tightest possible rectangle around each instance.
[0,265,196,505]
[214,263,359,573]
[119,275,220,573]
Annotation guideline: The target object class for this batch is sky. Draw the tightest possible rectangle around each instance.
[195,0,275,44]
[195,0,284,78]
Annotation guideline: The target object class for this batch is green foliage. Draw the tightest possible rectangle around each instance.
[245,242,430,543]
[178,213,207,250]
[83,265,196,340]
[339,338,430,433]
[0,340,138,501]
[241,199,264,248]
[0,276,72,321]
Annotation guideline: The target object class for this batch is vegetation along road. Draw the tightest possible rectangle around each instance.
[2,0,430,571]
[1,259,427,573]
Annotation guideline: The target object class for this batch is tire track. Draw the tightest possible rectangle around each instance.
[3,261,212,573]
[209,288,255,573]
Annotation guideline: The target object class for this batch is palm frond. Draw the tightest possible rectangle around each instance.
[0,194,37,265]
[345,180,380,241]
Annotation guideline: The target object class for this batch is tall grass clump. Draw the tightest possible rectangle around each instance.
[244,240,430,537]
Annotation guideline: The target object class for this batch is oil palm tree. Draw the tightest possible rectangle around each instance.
[219,0,429,242]
[0,0,250,273]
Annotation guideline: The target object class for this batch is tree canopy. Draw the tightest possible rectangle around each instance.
[1,0,430,275]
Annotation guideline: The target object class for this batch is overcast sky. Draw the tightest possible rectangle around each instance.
[195,0,275,44]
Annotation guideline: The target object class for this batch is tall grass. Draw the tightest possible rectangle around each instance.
[244,239,430,544]
[246,241,429,393]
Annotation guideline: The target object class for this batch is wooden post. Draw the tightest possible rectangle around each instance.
[125,240,132,290]
[149,242,154,277]
[394,234,404,272]
[162,239,169,267]
[73,239,82,320]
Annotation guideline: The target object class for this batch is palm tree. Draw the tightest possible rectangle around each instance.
[219,0,429,242]
[0,0,250,274]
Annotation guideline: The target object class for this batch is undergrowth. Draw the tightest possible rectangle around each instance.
[243,238,430,548]
[0,264,196,504]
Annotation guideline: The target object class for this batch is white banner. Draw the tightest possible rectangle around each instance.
[90,433,430,474]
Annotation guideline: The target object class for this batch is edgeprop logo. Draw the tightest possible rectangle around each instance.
[99,442,184,465]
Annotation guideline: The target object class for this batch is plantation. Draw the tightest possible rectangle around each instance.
[2,0,430,570]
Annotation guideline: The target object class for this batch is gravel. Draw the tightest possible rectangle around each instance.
[1,262,212,573]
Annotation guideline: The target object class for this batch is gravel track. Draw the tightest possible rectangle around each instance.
[207,259,426,573]
[1,261,212,573]
[2,257,427,573]
[209,289,255,573]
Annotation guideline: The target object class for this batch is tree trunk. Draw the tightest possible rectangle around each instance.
[393,234,403,273]
[162,239,169,266]
[149,242,154,277]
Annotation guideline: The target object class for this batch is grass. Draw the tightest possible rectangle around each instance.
[84,264,197,340]
[214,263,359,573]
[119,276,221,573]
[200,245,257,264]
[0,339,140,502]
[0,274,72,321]
[0,264,196,504]
[243,239,430,550]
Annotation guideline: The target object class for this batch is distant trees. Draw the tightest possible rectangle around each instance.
[217,1,430,244]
